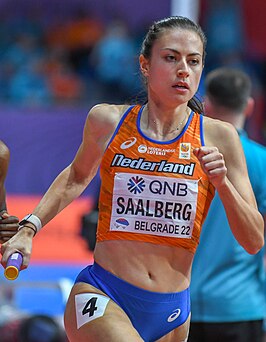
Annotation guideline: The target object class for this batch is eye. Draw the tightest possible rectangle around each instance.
[164,55,176,62]
[189,59,200,66]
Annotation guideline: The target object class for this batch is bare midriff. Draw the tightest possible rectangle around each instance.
[94,240,193,293]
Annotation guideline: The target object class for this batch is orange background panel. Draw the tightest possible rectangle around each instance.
[6,195,94,264]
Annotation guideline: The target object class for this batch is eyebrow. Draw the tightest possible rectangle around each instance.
[161,48,202,57]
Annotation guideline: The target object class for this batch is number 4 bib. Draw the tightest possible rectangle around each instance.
[75,293,110,329]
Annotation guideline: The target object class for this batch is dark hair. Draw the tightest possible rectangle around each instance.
[140,16,207,113]
[205,67,252,112]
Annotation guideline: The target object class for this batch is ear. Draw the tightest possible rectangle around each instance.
[139,54,149,77]
[244,97,254,119]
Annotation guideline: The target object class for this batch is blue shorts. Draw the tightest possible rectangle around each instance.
[75,262,190,341]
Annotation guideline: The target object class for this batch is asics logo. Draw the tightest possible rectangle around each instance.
[167,309,181,322]
[120,137,137,149]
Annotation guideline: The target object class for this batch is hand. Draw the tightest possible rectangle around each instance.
[0,211,19,244]
[1,226,34,270]
[193,146,227,189]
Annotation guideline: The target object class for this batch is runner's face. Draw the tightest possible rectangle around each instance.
[141,29,204,106]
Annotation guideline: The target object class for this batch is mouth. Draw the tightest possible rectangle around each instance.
[172,82,189,90]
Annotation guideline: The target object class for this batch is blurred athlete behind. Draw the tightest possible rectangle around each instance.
[189,67,266,342]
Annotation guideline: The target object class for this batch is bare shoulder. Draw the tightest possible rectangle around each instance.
[82,103,132,149]
[87,103,130,130]
[203,116,240,153]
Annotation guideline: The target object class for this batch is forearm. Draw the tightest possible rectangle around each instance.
[217,177,264,254]
[32,164,91,227]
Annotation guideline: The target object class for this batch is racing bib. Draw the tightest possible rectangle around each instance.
[110,172,198,239]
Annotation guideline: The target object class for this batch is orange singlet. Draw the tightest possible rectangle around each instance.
[97,105,215,253]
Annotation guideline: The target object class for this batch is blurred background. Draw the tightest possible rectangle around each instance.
[0,0,265,340]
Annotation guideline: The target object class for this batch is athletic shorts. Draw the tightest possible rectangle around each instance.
[75,262,190,341]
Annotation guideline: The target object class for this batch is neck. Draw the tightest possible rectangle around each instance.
[142,104,190,138]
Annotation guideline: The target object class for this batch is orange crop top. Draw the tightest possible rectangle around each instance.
[97,105,215,253]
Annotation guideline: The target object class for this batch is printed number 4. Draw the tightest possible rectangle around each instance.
[82,297,98,317]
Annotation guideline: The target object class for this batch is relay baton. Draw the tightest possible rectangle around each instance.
[4,252,23,280]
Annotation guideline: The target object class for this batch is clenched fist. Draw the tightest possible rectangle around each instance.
[0,211,19,244]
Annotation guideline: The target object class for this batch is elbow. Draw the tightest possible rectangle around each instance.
[245,214,265,255]
[245,236,264,255]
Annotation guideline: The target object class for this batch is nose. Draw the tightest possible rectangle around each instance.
[177,61,189,78]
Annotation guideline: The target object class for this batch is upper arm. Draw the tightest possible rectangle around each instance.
[204,118,257,207]
[71,104,126,183]
[0,141,10,183]
[0,141,10,210]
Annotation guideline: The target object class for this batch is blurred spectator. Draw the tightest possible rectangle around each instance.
[45,47,87,104]
[45,8,104,79]
[202,0,245,71]
[8,58,51,106]
[1,33,44,71]
[92,19,140,102]
[0,32,51,105]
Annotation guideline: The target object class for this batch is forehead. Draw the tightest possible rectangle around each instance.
[153,28,203,55]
